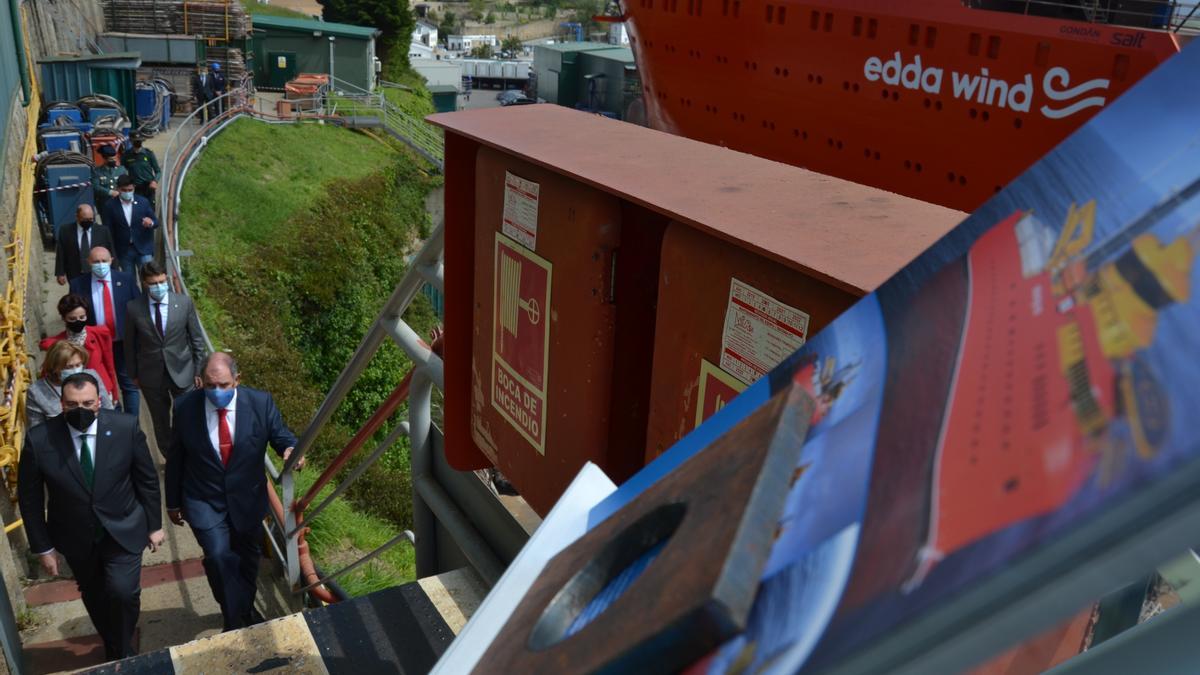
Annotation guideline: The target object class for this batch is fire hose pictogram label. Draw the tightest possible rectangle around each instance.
[492,233,553,453]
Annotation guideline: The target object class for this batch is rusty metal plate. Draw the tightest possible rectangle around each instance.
[475,380,813,674]
[430,105,964,295]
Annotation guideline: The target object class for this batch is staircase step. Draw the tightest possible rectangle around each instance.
[22,568,223,673]
[79,572,478,674]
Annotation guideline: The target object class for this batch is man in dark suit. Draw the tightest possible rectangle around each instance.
[166,352,301,631]
[101,175,157,274]
[18,372,164,660]
[71,246,142,415]
[210,62,227,115]
[192,64,216,125]
[125,261,207,456]
[55,204,115,285]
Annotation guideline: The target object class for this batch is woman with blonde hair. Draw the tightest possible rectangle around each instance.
[26,341,115,428]
[39,293,119,407]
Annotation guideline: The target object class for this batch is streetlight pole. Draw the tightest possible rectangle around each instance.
[329,36,336,86]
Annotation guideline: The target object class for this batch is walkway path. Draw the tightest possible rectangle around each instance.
[14,126,287,674]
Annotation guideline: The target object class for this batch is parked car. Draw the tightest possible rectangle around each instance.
[496,89,526,103]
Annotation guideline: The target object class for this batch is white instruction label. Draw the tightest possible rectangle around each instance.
[502,172,540,250]
[720,278,810,386]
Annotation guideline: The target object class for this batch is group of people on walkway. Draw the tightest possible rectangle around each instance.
[21,240,302,659]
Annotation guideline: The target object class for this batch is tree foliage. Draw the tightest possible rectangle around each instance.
[484,10,496,23]
[318,0,416,66]
[470,43,494,58]
[501,35,523,54]
[438,10,458,40]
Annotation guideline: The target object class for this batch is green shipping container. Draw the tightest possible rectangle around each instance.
[429,85,458,113]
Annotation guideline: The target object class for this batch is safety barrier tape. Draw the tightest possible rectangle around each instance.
[32,180,91,195]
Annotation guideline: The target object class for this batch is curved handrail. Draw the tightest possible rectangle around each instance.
[154,86,490,604]
[155,88,347,603]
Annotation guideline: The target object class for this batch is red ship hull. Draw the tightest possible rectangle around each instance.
[623,0,1181,211]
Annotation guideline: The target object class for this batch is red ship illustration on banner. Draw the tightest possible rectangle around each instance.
[915,199,1194,582]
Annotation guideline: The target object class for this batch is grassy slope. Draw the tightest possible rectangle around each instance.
[179,119,436,595]
[240,0,313,18]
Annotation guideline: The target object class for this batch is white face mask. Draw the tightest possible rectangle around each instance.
[60,366,84,381]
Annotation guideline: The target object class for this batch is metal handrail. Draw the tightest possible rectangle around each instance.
[328,77,445,168]
[157,86,498,605]
[965,0,1200,32]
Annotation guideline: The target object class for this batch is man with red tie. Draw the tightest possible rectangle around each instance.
[165,352,301,631]
[69,246,141,413]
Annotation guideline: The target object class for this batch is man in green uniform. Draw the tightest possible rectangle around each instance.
[92,145,127,216]
[122,134,160,207]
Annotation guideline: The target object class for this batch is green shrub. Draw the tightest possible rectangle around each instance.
[179,118,438,592]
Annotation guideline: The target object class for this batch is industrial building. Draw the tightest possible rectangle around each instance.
[532,44,638,120]
[447,34,498,52]
[250,15,380,91]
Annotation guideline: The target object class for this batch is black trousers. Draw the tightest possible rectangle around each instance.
[141,378,187,459]
[192,517,261,631]
[64,534,142,660]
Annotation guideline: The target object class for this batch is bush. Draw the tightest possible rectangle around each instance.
[180,120,439,572]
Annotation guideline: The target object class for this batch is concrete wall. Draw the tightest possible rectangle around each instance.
[0,0,108,642]
[22,0,108,59]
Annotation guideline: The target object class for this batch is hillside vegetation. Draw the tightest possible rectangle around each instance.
[179,118,440,595]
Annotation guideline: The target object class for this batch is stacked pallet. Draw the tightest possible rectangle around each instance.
[101,0,250,39]
[175,1,250,39]
[203,45,248,86]
[103,0,174,34]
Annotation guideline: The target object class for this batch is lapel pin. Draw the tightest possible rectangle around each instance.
[105,430,112,436]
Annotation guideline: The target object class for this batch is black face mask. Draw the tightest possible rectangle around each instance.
[132,143,142,150]
[79,219,93,230]
[105,159,117,167]
[65,319,87,333]
[64,406,96,432]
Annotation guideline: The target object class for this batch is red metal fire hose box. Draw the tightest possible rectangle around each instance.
[468,147,627,512]
[430,104,963,515]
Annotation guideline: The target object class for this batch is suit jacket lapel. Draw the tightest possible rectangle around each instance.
[91,413,116,496]
[53,419,90,494]
[199,394,223,469]
[232,391,250,468]
[164,293,182,340]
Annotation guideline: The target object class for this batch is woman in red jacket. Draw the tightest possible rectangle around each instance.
[39,293,120,405]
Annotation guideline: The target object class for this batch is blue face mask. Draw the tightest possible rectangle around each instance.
[60,366,84,381]
[148,282,169,300]
[91,262,110,279]
[205,386,235,408]
[119,190,134,202]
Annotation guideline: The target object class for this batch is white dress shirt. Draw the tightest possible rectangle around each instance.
[149,295,170,334]
[90,275,112,327]
[204,388,237,461]
[70,418,99,465]
[121,200,134,232]
[37,419,99,555]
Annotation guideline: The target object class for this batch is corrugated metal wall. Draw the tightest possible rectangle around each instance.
[0,0,23,191]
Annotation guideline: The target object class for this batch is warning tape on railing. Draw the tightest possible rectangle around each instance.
[32,180,92,194]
